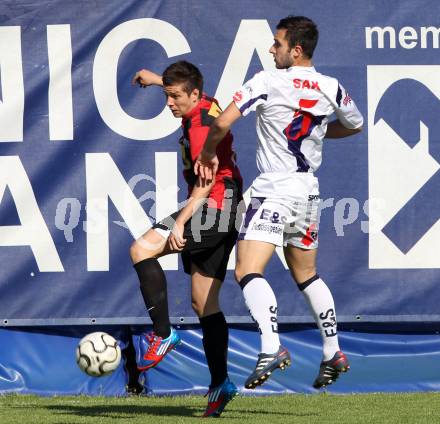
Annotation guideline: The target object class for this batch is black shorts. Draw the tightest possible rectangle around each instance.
[152,179,241,281]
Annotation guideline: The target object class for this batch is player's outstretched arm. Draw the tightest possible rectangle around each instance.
[325,120,363,139]
[194,101,242,181]
[131,69,163,88]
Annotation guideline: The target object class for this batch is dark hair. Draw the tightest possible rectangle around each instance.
[276,16,318,59]
[162,61,203,97]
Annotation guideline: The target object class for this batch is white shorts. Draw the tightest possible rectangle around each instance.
[238,195,320,249]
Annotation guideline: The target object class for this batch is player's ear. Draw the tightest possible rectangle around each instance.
[191,88,200,100]
[292,44,303,58]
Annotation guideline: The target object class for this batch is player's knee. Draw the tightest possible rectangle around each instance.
[235,263,256,283]
[191,298,204,317]
[129,240,155,263]
[192,297,220,317]
[129,240,140,262]
[234,267,244,284]
[293,266,317,284]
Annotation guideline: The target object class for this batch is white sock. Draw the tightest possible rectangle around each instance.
[240,274,280,354]
[299,275,340,361]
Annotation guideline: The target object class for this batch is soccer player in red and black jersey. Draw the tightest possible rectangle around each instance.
[130,61,242,417]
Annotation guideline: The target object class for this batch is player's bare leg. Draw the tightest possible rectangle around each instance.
[235,239,275,280]
[235,240,291,389]
[130,229,181,371]
[283,244,317,284]
[130,227,174,264]
[284,245,349,388]
[191,266,222,317]
[191,265,237,417]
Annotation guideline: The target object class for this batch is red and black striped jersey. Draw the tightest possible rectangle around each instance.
[179,94,242,209]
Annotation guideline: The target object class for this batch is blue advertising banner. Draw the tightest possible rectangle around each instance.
[1,0,440,325]
[2,325,440,395]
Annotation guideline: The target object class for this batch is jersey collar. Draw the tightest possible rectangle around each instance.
[182,93,208,121]
[286,65,316,72]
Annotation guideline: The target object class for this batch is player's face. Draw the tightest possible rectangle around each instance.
[164,83,199,118]
[269,29,295,69]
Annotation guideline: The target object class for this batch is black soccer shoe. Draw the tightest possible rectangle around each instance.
[126,381,144,396]
[313,350,350,389]
[244,346,291,389]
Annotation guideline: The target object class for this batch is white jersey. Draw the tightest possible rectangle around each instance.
[233,66,363,199]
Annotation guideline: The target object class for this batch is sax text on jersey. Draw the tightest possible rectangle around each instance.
[365,26,440,49]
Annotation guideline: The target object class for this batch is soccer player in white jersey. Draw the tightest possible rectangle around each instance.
[195,15,363,389]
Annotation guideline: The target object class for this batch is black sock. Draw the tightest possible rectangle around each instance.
[122,336,142,393]
[134,258,171,338]
[200,311,228,388]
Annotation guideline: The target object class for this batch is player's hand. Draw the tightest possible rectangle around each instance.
[168,219,187,251]
[131,69,160,88]
[194,150,219,183]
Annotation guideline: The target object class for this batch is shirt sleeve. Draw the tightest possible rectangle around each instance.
[334,83,363,129]
[232,71,269,117]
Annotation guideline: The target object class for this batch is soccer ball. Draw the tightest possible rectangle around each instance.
[76,331,121,377]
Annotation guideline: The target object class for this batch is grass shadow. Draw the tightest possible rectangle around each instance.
[44,403,319,419]
[44,404,199,419]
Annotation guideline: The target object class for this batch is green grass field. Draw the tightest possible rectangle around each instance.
[1,393,439,424]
